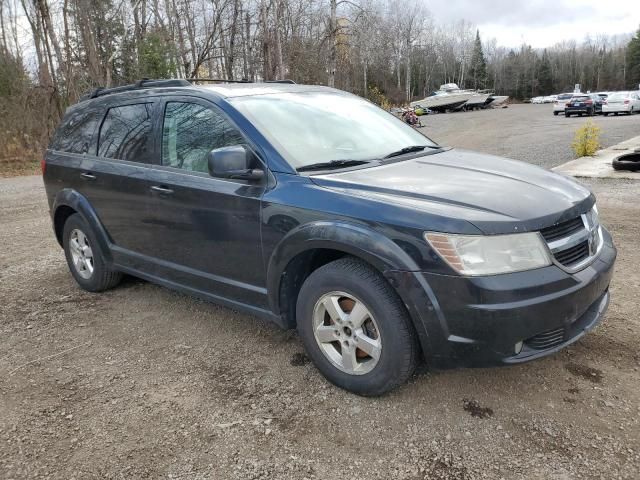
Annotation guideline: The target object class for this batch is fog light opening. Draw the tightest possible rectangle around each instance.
[515,341,523,355]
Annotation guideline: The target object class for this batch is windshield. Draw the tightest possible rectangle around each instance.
[230,91,438,169]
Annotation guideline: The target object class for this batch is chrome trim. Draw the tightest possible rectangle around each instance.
[543,209,603,274]
[546,227,590,253]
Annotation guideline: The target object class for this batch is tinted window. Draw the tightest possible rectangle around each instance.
[161,102,244,173]
[50,109,101,154]
[98,104,153,162]
[557,94,573,100]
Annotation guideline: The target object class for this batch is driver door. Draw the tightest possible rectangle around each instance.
[142,97,268,308]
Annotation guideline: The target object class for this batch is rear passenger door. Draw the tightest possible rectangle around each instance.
[143,97,268,307]
[80,100,158,257]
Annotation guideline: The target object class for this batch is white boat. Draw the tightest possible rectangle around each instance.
[487,95,509,106]
[464,92,492,109]
[410,83,474,112]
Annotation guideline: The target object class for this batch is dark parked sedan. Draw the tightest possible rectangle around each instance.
[565,94,603,117]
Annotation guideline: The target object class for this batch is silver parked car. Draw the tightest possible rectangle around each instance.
[553,93,575,115]
[602,91,640,115]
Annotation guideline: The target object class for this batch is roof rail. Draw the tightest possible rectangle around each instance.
[187,78,251,84]
[265,80,296,84]
[80,77,297,102]
[80,78,192,102]
[187,78,296,84]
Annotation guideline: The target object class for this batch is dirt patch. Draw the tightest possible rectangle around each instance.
[565,362,604,383]
[462,399,494,419]
[289,352,310,366]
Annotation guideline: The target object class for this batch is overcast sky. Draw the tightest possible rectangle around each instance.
[426,0,640,48]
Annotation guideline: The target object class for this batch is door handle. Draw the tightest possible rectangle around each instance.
[150,185,174,195]
[80,172,96,181]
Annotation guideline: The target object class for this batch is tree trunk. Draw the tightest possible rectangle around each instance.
[273,0,284,79]
[260,0,271,81]
[405,40,411,101]
[363,59,367,98]
[327,0,336,87]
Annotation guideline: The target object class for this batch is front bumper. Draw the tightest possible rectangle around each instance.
[387,228,616,368]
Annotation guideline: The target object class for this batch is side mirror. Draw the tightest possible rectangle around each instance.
[207,145,264,181]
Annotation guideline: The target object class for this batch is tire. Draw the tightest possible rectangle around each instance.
[62,213,122,292]
[603,113,609,116]
[612,157,640,171]
[565,112,570,117]
[296,257,418,396]
[553,111,559,116]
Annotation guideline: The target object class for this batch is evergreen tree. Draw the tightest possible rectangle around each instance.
[469,30,488,89]
[627,26,640,88]
[538,49,553,94]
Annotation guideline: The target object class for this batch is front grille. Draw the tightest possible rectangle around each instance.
[540,217,584,242]
[525,327,565,350]
[539,214,598,270]
[554,240,590,267]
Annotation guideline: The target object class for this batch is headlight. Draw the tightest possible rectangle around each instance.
[424,232,552,276]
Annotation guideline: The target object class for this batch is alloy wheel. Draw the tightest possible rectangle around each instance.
[312,291,382,375]
[69,229,94,279]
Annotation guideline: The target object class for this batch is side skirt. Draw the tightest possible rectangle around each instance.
[113,264,286,329]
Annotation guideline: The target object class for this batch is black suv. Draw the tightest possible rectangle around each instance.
[43,79,616,395]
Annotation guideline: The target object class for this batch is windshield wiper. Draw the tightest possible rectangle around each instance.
[384,145,439,159]
[296,159,371,172]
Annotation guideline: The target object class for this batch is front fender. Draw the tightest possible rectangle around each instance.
[52,188,113,262]
[266,220,421,313]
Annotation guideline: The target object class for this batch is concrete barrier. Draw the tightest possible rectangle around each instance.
[553,135,640,180]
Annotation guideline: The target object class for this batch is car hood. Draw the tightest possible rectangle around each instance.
[310,149,594,234]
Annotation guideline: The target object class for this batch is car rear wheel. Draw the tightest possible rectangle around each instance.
[296,257,418,396]
[63,213,122,292]
[603,113,609,116]
[553,111,558,116]
[565,112,570,117]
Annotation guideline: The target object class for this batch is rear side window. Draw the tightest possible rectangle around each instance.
[557,94,573,100]
[50,109,102,154]
[161,102,244,173]
[98,103,153,163]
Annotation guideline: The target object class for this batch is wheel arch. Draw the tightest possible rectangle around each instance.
[52,188,113,262]
[266,221,421,329]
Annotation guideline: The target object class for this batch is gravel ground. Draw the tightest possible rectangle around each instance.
[1,109,640,479]
[420,104,640,168]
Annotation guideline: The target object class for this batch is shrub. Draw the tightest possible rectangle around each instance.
[572,120,601,157]
[367,85,391,110]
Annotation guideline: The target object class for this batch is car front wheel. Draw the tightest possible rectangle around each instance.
[63,213,122,292]
[296,257,418,396]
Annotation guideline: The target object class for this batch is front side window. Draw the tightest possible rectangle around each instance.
[50,109,102,154]
[98,103,153,163]
[230,91,438,169]
[161,102,244,173]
